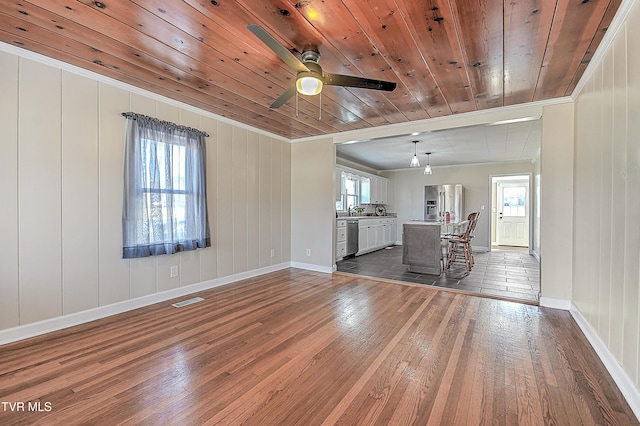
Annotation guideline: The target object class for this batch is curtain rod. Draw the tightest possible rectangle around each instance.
[121,112,209,137]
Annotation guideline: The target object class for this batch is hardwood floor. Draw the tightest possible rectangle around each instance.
[0,269,636,425]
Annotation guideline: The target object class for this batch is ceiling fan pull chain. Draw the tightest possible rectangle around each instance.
[296,91,299,118]
[319,91,322,121]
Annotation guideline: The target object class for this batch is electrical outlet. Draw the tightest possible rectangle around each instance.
[170,265,178,278]
[306,249,311,256]
[270,249,275,258]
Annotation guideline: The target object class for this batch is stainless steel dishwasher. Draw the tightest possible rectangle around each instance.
[346,220,359,256]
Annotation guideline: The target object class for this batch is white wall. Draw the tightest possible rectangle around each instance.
[572,0,640,390]
[290,138,335,271]
[0,49,291,331]
[540,102,575,302]
[383,162,534,250]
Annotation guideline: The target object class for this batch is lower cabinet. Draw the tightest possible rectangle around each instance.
[335,219,347,260]
[357,218,396,255]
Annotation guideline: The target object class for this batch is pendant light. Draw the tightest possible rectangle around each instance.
[424,152,433,175]
[410,141,420,168]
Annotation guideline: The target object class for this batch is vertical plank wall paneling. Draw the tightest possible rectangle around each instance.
[574,68,599,325]
[281,142,292,262]
[18,59,62,324]
[200,116,219,282]
[259,135,272,268]
[623,6,640,383]
[573,2,640,388]
[62,71,100,315]
[0,49,291,331]
[0,51,19,329]
[612,24,630,370]
[271,139,283,264]
[597,45,613,343]
[232,128,249,275]
[98,83,131,305]
[247,131,260,271]
[609,31,627,362]
[216,122,234,278]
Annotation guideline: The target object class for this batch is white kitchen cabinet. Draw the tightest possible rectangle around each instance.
[383,220,391,245]
[375,222,384,246]
[356,218,395,255]
[335,219,347,260]
[367,223,378,248]
[369,176,388,204]
[360,177,371,204]
[358,221,369,252]
[378,178,388,204]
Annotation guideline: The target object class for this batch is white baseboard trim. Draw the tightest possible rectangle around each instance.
[290,261,334,274]
[539,297,572,310]
[0,262,290,346]
[570,303,640,422]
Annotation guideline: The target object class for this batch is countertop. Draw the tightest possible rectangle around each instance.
[406,220,467,225]
[337,214,397,220]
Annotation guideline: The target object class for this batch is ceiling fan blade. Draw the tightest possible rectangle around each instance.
[324,73,396,92]
[270,84,297,109]
[247,24,309,74]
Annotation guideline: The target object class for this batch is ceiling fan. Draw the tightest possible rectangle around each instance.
[247,24,397,110]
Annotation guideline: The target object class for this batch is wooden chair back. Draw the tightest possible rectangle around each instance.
[460,212,478,240]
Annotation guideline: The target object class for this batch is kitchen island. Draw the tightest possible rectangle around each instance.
[402,220,469,275]
[402,222,443,275]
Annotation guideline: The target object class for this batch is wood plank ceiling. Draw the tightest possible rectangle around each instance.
[0,0,622,140]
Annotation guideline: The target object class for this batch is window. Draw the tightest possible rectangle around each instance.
[336,171,369,212]
[122,113,210,258]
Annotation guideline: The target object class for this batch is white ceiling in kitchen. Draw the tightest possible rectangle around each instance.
[335,119,541,171]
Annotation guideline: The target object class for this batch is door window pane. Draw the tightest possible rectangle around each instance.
[503,187,526,216]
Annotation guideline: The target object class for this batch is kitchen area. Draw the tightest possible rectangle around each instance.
[335,165,463,269]
[334,164,540,304]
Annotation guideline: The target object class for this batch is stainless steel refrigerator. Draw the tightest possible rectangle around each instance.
[424,184,464,222]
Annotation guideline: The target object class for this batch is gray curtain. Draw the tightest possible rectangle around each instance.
[122,112,210,259]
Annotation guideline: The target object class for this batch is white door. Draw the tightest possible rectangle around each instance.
[497,180,529,247]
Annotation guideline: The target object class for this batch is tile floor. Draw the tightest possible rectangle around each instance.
[336,245,541,304]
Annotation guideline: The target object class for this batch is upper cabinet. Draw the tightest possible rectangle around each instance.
[369,176,388,204]
[360,177,371,204]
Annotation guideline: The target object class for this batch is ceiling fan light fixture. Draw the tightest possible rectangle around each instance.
[410,141,420,168]
[296,75,323,95]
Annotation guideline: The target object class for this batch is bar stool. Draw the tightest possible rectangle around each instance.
[445,212,479,273]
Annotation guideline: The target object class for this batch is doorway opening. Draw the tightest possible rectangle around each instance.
[490,174,532,253]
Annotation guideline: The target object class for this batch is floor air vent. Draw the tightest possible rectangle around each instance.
[172,297,204,308]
